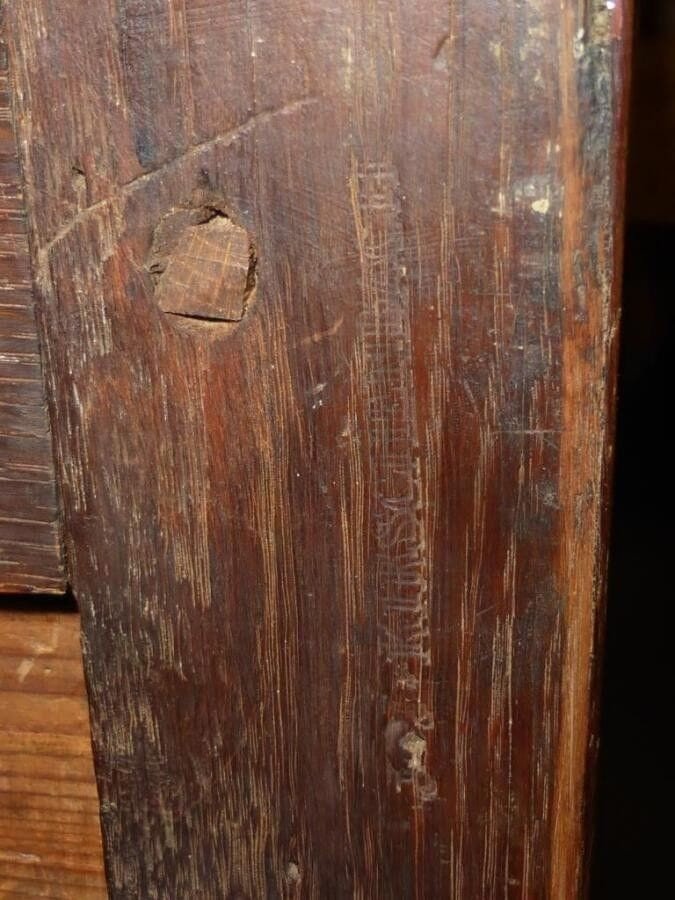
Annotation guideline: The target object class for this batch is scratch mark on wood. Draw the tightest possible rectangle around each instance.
[35,97,318,264]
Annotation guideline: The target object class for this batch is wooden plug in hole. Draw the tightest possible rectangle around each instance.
[149,207,256,327]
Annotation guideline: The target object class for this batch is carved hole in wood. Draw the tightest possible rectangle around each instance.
[71,164,88,208]
[147,203,257,328]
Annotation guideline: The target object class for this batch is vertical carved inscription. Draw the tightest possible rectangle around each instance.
[352,163,435,801]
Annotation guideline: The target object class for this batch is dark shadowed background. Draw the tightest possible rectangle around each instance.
[591,0,674,894]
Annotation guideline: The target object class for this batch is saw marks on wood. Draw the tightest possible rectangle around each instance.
[0,21,63,594]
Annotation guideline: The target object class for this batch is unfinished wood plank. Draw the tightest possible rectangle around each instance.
[7,0,630,896]
[0,603,105,899]
[0,13,64,595]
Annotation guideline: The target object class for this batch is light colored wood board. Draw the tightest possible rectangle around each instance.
[0,607,105,899]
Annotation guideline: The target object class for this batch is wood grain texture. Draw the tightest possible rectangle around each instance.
[0,12,64,595]
[6,0,630,896]
[0,603,105,898]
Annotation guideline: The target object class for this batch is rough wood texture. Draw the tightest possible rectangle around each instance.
[0,15,64,594]
[0,602,105,898]
[6,0,630,895]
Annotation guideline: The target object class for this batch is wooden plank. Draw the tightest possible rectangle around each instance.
[0,12,64,595]
[6,0,630,895]
[0,603,105,898]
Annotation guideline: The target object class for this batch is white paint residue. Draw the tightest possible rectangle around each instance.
[16,658,35,684]
[574,28,586,60]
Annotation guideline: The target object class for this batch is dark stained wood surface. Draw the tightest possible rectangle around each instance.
[0,14,64,595]
[6,0,630,896]
[0,602,105,898]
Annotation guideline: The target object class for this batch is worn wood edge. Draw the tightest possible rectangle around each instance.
[579,4,635,894]
[550,1,633,896]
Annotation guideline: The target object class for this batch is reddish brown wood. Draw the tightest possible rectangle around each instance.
[5,0,630,895]
[0,14,64,594]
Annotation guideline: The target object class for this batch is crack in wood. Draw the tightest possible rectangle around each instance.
[35,97,317,263]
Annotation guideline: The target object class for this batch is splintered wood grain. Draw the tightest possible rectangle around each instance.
[6,0,630,896]
[0,14,64,594]
[0,605,105,898]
